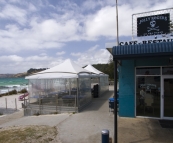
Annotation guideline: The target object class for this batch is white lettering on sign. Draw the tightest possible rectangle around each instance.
[138,15,168,25]
[119,38,173,46]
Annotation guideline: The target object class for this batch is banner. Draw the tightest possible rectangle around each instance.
[137,13,170,37]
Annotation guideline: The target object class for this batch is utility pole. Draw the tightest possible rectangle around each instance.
[114,0,119,143]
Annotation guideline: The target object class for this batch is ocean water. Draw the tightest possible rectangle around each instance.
[0,77,28,94]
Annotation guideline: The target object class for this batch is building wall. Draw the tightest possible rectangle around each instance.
[119,60,135,117]
[118,57,170,117]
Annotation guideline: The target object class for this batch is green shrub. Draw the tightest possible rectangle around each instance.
[10,89,17,95]
[4,89,17,95]
[33,112,40,116]
[19,88,28,93]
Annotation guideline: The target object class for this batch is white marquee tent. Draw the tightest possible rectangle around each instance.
[84,64,109,97]
[24,59,109,116]
[26,59,90,79]
[84,64,103,74]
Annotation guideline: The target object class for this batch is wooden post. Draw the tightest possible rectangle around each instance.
[5,98,7,110]
[15,98,17,110]
[39,94,41,115]
[56,94,57,113]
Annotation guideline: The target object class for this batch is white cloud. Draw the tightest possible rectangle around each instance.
[82,0,115,11]
[8,0,21,3]
[74,45,111,66]
[88,45,99,52]
[0,55,23,62]
[36,19,80,41]
[0,4,27,25]
[0,54,63,73]
[84,0,173,38]
[28,3,37,12]
[56,51,65,56]
[85,6,117,38]
[0,0,172,74]
[40,53,47,56]
[71,52,81,57]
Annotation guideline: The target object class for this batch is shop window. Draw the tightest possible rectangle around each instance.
[136,76,160,117]
[162,67,173,75]
[136,67,160,75]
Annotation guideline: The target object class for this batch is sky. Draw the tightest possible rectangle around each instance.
[0,0,172,74]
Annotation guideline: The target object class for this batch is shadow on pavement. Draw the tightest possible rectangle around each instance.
[80,90,114,112]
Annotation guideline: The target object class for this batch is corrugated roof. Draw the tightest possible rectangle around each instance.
[112,41,173,59]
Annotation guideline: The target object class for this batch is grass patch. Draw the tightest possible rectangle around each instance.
[0,125,57,143]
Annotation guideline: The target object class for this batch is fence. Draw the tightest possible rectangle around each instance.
[23,97,77,116]
[0,98,20,115]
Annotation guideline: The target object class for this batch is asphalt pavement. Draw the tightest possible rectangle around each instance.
[0,86,173,143]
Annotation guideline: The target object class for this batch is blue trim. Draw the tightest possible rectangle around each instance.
[113,42,173,59]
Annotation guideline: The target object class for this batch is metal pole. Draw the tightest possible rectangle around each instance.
[114,0,119,143]
[77,78,79,112]
[114,61,118,143]
[116,0,119,46]
[75,81,77,113]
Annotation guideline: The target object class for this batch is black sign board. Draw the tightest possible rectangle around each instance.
[137,13,170,37]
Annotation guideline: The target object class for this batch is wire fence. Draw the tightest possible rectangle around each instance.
[0,97,21,115]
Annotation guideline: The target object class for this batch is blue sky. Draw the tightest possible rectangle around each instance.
[0,0,172,73]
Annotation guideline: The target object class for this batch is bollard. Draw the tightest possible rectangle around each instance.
[102,129,109,143]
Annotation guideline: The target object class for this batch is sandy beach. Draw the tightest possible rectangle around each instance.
[0,94,27,115]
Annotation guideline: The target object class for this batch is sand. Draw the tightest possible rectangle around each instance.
[0,94,28,115]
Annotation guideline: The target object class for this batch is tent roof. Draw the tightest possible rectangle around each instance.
[84,64,103,74]
[25,73,78,79]
[26,59,90,79]
[39,59,89,74]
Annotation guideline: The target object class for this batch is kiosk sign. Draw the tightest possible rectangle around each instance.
[137,13,170,37]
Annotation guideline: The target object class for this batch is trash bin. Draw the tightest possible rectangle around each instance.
[92,84,99,98]
[101,129,109,143]
[109,98,114,112]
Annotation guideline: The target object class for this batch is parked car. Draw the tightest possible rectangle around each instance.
[18,93,29,101]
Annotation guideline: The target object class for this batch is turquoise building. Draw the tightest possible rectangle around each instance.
[109,41,173,120]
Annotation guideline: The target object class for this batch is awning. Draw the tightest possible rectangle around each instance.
[112,41,173,60]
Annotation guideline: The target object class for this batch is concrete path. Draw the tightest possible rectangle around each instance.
[0,86,173,143]
[58,90,114,143]
[0,110,23,125]
[57,86,173,143]
[0,113,70,128]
